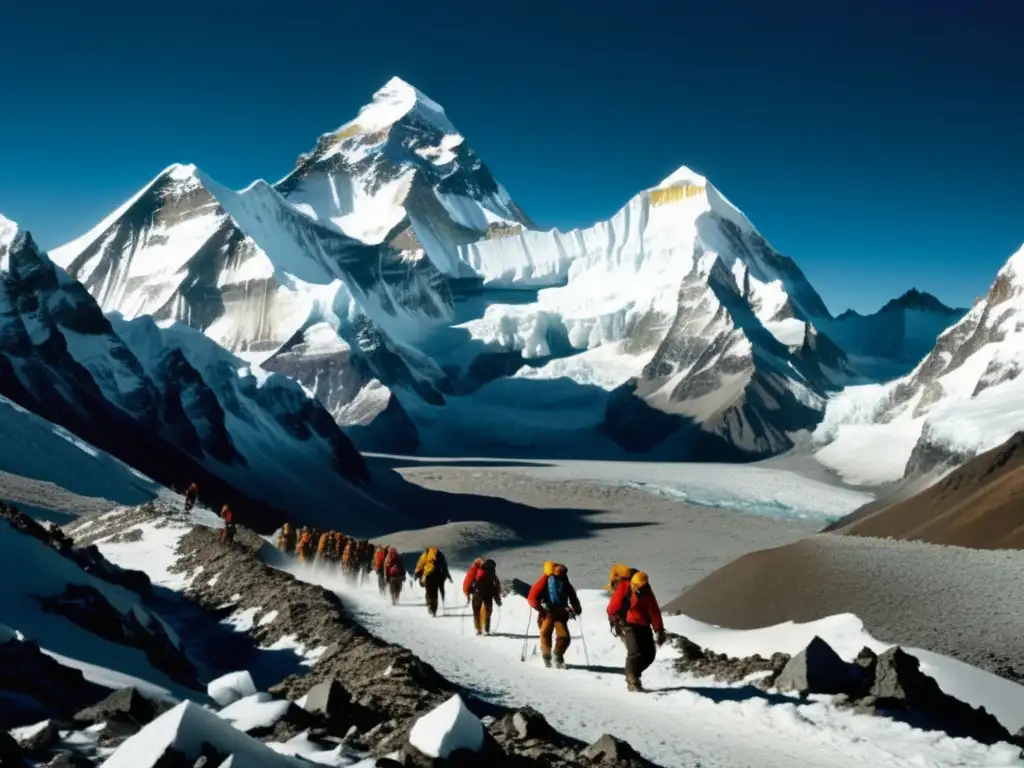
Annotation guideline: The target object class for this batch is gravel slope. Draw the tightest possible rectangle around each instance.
[666,533,1024,682]
[385,465,818,596]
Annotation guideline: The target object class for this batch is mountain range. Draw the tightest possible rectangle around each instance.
[4,76,1015,521]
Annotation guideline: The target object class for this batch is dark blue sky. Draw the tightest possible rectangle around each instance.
[2,0,1020,313]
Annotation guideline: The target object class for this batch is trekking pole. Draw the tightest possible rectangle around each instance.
[577,614,591,667]
[520,609,532,662]
[460,601,466,636]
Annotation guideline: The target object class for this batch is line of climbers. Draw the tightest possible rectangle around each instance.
[269,523,665,692]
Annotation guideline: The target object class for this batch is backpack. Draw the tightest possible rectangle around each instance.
[546,574,569,608]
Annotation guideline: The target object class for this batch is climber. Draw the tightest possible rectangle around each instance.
[414,547,453,617]
[276,523,297,555]
[297,528,315,565]
[341,539,359,583]
[606,570,666,692]
[468,559,502,636]
[373,544,388,596]
[183,482,198,514]
[529,562,581,668]
[316,531,332,568]
[385,547,405,606]
[219,504,235,544]
[527,561,557,629]
[463,558,484,601]
[604,563,638,640]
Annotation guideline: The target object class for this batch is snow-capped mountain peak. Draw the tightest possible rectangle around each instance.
[656,165,708,189]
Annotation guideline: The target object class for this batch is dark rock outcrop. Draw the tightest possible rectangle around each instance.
[774,636,863,696]
[672,631,1016,748]
[0,636,107,728]
[73,687,172,732]
[39,584,198,689]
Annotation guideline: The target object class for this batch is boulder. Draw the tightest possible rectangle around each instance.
[774,636,861,696]
[301,679,352,722]
[869,646,1012,745]
[11,719,60,752]
[207,671,257,708]
[405,695,485,765]
[583,733,639,762]
[74,687,171,729]
[499,707,554,741]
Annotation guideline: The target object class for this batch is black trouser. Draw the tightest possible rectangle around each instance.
[624,625,656,682]
[424,574,441,615]
[377,569,387,595]
[388,577,403,605]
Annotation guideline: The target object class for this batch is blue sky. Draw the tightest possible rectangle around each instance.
[1,0,1020,313]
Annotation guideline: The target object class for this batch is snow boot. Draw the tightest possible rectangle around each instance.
[626,675,643,692]
[542,655,552,668]
[554,654,566,670]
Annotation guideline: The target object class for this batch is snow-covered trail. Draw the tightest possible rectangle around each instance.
[290,565,1022,768]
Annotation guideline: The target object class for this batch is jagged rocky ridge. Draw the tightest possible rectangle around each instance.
[48,79,943,463]
[0,215,373,532]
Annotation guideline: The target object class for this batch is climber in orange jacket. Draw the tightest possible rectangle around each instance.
[373,545,388,596]
[528,562,581,669]
[296,529,315,565]
[467,559,502,635]
[607,570,666,691]
[463,558,484,600]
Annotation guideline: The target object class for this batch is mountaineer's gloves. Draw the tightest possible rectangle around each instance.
[656,629,667,647]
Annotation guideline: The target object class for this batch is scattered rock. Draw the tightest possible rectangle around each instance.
[774,636,862,696]
[670,633,790,685]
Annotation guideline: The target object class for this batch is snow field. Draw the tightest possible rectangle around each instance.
[291,563,1024,768]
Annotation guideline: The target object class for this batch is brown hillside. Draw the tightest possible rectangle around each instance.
[834,432,1024,548]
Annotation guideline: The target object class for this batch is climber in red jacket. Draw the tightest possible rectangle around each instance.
[607,570,666,691]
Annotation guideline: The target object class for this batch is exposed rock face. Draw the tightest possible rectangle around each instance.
[0,221,369,533]
[0,636,107,728]
[39,583,198,689]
